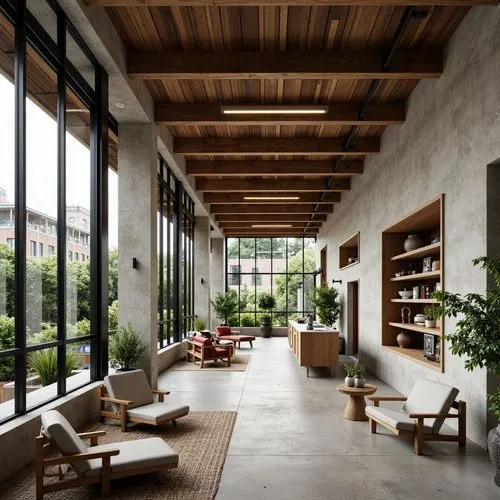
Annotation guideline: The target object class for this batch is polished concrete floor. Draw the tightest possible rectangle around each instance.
[158,337,498,500]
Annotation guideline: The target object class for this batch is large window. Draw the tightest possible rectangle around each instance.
[226,238,317,327]
[0,0,109,424]
[157,155,195,348]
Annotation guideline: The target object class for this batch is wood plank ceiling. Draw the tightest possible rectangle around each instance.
[99,1,472,236]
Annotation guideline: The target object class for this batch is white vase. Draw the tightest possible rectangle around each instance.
[345,376,355,387]
[425,319,436,328]
[354,376,366,388]
[404,234,424,252]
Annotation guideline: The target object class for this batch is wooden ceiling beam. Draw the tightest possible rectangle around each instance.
[176,137,379,156]
[188,159,363,177]
[129,50,442,80]
[204,192,341,204]
[155,103,405,126]
[215,213,327,222]
[210,204,333,214]
[198,178,350,192]
[87,0,496,6]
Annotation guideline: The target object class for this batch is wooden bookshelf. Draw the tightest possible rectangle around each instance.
[381,195,444,372]
[339,232,360,269]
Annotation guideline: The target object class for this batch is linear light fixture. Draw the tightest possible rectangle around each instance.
[221,105,329,115]
[251,224,293,228]
[244,196,300,201]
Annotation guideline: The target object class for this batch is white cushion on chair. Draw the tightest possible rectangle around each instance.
[41,410,91,476]
[402,379,459,434]
[127,402,190,424]
[104,370,154,411]
[85,437,178,477]
[366,406,433,433]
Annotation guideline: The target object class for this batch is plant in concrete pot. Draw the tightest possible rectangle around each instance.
[433,256,500,486]
[310,285,341,327]
[352,362,366,388]
[258,293,276,338]
[423,305,439,328]
[344,364,357,387]
[109,323,147,372]
[211,290,239,326]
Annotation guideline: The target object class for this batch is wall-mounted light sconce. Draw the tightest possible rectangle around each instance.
[332,279,342,285]
[132,257,138,269]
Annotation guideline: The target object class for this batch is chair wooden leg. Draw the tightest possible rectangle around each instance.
[35,436,45,500]
[120,404,128,432]
[414,419,424,455]
[99,385,106,423]
[172,419,177,427]
[250,341,253,348]
[228,356,231,367]
[200,359,204,368]
[458,401,467,447]
[369,418,377,434]
[101,456,111,497]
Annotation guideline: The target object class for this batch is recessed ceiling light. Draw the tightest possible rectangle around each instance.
[244,196,300,201]
[221,105,328,115]
[251,224,293,228]
[115,102,125,109]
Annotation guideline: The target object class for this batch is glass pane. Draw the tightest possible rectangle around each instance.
[239,238,255,260]
[304,239,316,273]
[303,274,315,315]
[26,44,58,345]
[286,274,301,312]
[27,0,58,43]
[226,238,238,259]
[66,89,91,338]
[66,343,90,391]
[66,31,95,90]
[287,237,304,274]
[272,238,286,272]
[26,347,59,410]
[0,355,16,422]
[240,285,255,312]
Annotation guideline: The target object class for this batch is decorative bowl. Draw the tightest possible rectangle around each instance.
[398,290,413,299]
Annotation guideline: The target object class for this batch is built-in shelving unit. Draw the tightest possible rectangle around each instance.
[382,195,444,372]
[339,232,360,269]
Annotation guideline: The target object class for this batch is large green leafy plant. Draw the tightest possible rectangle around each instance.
[434,257,500,419]
[310,285,341,326]
[211,290,239,325]
[109,323,147,370]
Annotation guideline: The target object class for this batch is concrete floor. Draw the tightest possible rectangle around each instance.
[158,337,499,500]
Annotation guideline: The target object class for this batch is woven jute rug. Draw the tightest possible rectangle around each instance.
[172,354,251,372]
[2,411,237,500]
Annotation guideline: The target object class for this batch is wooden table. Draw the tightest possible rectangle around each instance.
[336,384,377,421]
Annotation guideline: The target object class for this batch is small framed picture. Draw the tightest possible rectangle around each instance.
[435,282,441,292]
[422,257,433,273]
[423,334,436,358]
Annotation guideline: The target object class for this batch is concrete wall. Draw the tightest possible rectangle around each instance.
[0,384,100,483]
[210,238,225,330]
[158,343,187,374]
[194,217,211,328]
[316,6,500,447]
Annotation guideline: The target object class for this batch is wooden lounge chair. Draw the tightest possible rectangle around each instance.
[215,326,255,348]
[100,369,190,432]
[36,410,178,499]
[186,335,232,368]
[366,379,466,455]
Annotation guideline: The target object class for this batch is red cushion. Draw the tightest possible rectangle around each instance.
[193,336,213,346]
[216,326,232,336]
[223,335,255,342]
[214,346,229,354]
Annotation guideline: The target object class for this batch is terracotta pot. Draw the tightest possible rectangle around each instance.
[396,331,412,348]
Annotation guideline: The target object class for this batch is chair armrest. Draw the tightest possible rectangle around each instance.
[100,395,134,406]
[368,396,407,407]
[152,388,170,403]
[409,412,460,419]
[43,448,120,466]
[78,430,107,439]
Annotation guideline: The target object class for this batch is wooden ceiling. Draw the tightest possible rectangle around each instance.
[92,0,481,236]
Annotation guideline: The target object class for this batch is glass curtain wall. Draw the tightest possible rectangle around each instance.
[0,0,109,424]
[226,237,316,327]
[157,155,195,348]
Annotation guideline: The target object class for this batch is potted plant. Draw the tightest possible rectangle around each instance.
[109,323,147,372]
[193,318,206,331]
[28,348,79,386]
[433,256,500,486]
[353,362,366,388]
[211,290,239,326]
[423,305,438,328]
[310,285,341,327]
[258,293,276,338]
[344,365,356,387]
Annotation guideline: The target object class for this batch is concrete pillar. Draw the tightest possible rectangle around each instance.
[117,123,158,387]
[210,237,224,330]
[194,217,211,329]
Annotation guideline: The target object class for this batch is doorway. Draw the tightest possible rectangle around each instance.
[320,246,327,285]
[347,280,359,356]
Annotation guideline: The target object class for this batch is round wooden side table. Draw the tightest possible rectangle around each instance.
[336,383,377,421]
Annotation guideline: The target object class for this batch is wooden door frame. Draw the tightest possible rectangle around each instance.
[346,280,359,356]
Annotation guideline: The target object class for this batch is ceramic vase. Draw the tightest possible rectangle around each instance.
[354,376,366,388]
[487,424,500,486]
[345,376,355,387]
[425,319,437,328]
[396,331,412,348]
[404,234,424,252]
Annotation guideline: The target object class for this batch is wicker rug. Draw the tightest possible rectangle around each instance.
[172,354,251,371]
[2,411,236,499]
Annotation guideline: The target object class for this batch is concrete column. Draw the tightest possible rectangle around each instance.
[118,123,158,387]
[210,237,224,330]
[194,217,211,329]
